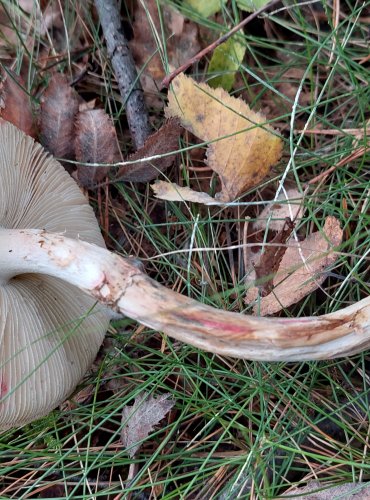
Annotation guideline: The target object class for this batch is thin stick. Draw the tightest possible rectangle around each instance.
[94,0,151,149]
[161,0,281,89]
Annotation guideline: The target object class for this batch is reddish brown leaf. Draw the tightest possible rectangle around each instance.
[246,216,343,315]
[121,392,175,458]
[129,2,200,108]
[116,118,182,182]
[75,109,121,186]
[253,218,295,297]
[0,69,36,137]
[39,73,79,165]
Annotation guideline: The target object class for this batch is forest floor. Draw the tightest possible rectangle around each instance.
[0,0,370,498]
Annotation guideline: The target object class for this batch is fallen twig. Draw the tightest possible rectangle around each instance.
[94,0,151,149]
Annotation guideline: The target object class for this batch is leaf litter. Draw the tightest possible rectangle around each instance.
[254,187,304,232]
[253,217,296,298]
[245,216,343,315]
[75,109,121,187]
[39,73,80,167]
[0,0,366,497]
[116,118,183,182]
[0,69,36,138]
[120,392,175,458]
[129,0,200,109]
[155,73,282,203]
[152,180,217,205]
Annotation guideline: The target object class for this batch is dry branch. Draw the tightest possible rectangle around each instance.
[94,0,151,149]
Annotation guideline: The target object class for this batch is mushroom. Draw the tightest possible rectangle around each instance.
[0,121,110,429]
[1,120,370,429]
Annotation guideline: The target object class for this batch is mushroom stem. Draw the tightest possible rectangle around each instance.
[2,228,370,361]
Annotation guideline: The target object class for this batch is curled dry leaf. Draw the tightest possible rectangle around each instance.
[75,109,120,187]
[116,118,182,182]
[162,5,201,70]
[121,392,175,458]
[254,187,304,232]
[253,218,295,297]
[246,216,343,315]
[39,73,79,165]
[0,69,36,137]
[129,0,165,84]
[153,180,216,204]
[165,73,282,202]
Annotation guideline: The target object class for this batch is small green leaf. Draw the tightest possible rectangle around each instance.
[207,36,246,91]
[236,0,271,12]
[183,0,227,18]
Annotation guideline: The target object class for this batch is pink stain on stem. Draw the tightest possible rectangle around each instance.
[199,318,252,335]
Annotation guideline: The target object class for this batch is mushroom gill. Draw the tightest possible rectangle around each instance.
[0,120,110,429]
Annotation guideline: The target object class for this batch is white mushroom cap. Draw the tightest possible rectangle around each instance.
[0,120,110,429]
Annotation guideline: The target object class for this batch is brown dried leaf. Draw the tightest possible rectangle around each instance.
[165,73,283,202]
[130,0,164,82]
[254,188,304,232]
[130,2,200,108]
[245,216,343,315]
[253,218,295,297]
[39,73,79,163]
[0,69,36,137]
[162,5,201,69]
[75,109,121,187]
[117,118,182,182]
[121,392,175,458]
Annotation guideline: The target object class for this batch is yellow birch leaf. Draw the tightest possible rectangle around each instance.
[165,73,282,202]
[208,36,247,91]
